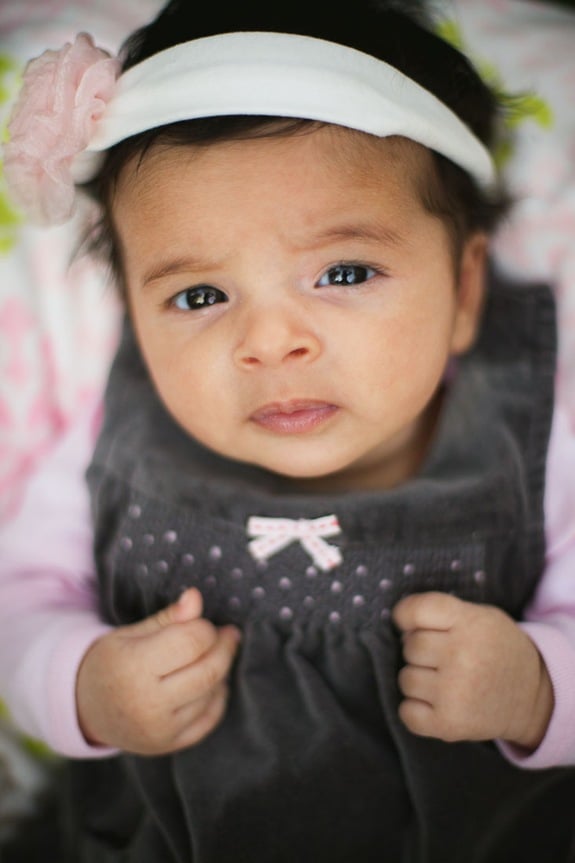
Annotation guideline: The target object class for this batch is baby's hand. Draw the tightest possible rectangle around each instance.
[76,588,241,755]
[392,592,553,750]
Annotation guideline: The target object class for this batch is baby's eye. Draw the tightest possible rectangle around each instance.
[172,285,228,311]
[316,263,378,287]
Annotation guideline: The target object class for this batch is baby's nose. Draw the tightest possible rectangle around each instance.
[233,304,321,370]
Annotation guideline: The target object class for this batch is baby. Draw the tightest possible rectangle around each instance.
[2,0,575,860]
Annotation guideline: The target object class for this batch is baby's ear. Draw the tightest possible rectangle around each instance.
[450,232,488,355]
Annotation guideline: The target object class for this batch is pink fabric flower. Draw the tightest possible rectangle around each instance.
[3,33,120,226]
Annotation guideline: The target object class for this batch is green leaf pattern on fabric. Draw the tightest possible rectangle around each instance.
[0,54,23,254]
[435,19,553,169]
[0,698,54,761]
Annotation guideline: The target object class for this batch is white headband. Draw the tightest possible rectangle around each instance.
[73,31,496,189]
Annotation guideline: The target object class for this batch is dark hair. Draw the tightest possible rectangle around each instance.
[83,0,511,283]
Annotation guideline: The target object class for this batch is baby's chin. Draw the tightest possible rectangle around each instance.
[218,448,348,489]
[239,455,377,494]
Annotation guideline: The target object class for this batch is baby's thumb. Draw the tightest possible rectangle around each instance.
[133,588,204,635]
[172,587,204,622]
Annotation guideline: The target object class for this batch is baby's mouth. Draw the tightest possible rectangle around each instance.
[250,400,339,434]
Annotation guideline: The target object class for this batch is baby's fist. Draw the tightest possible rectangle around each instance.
[392,592,553,749]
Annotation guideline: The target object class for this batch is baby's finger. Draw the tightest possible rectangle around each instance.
[144,617,220,677]
[129,587,203,637]
[161,624,241,699]
[401,629,443,669]
[398,697,437,739]
[171,587,205,623]
[172,685,230,750]
[393,591,463,633]
[398,664,437,705]
[173,680,228,723]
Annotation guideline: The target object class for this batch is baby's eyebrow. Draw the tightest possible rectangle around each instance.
[307,221,406,249]
[141,255,212,288]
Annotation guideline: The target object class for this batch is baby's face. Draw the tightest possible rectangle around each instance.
[113,125,485,492]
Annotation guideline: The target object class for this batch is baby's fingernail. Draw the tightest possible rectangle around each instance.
[178,587,198,605]
[173,587,200,619]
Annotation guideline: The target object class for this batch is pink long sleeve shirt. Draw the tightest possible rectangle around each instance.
[1,396,575,766]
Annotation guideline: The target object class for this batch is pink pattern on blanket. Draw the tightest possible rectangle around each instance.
[0,298,35,384]
[0,1,165,524]
[0,230,121,524]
